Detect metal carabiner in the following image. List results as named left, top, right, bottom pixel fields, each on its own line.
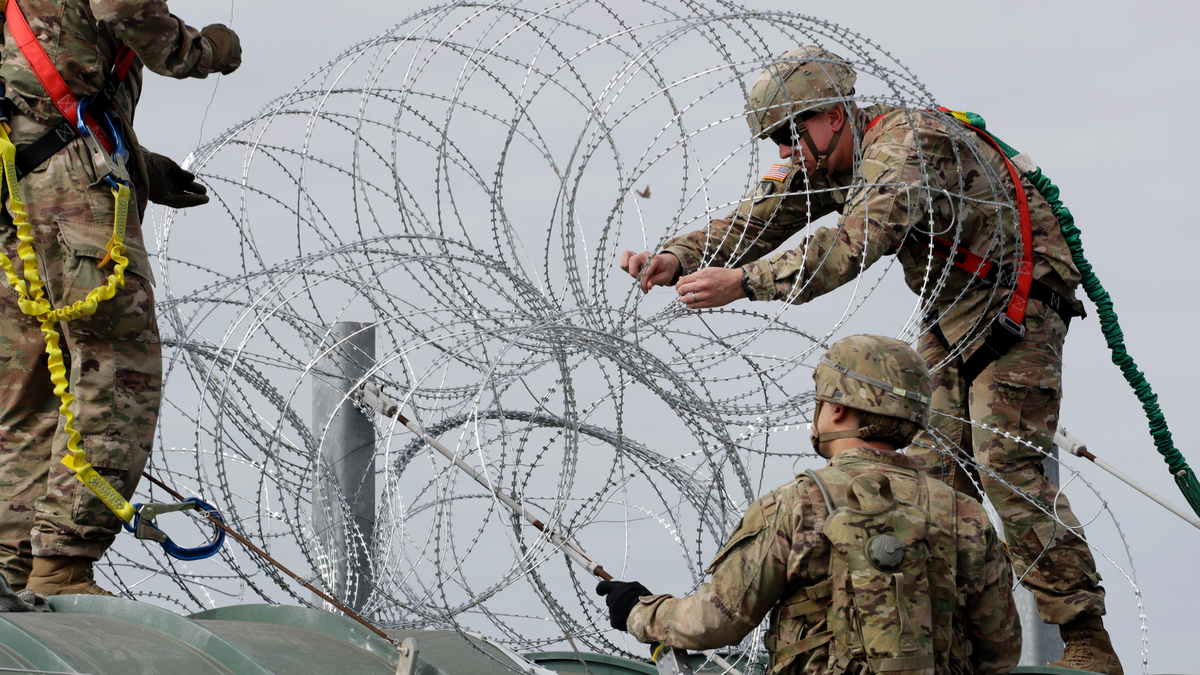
left=127, top=500, right=198, bottom=543
left=74, top=98, right=130, bottom=185
left=123, top=497, right=227, bottom=561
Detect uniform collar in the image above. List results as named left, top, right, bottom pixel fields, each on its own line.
left=827, top=169, right=851, bottom=204
left=828, top=446, right=915, bottom=470
left=789, top=164, right=852, bottom=205
left=823, top=103, right=896, bottom=207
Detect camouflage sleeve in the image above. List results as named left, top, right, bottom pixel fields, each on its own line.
left=626, top=492, right=795, bottom=650
left=751, top=141, right=919, bottom=305
left=89, top=1, right=217, bottom=78
left=661, top=168, right=837, bottom=298
left=957, top=498, right=1021, bottom=674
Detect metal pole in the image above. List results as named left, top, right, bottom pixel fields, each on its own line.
left=1055, top=426, right=1200, bottom=530
left=312, top=322, right=376, bottom=612
left=1014, top=444, right=1064, bottom=667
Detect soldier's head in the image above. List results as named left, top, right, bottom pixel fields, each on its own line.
left=746, top=46, right=857, bottom=175
left=810, top=335, right=931, bottom=458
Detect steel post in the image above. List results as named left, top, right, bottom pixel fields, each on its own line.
left=1014, top=444, right=1065, bottom=666
left=311, top=322, right=376, bottom=612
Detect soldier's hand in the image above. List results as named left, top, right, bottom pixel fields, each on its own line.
left=145, top=151, right=209, bottom=209
left=676, top=267, right=745, bottom=309
left=201, top=24, right=242, bottom=75
left=596, top=579, right=651, bottom=632
left=619, top=250, right=680, bottom=294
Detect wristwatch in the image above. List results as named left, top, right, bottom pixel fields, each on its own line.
left=741, top=268, right=755, bottom=300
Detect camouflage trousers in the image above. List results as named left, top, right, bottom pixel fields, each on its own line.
left=908, top=298, right=1105, bottom=625
left=0, top=133, right=160, bottom=588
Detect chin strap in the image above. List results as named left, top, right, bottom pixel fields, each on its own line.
left=812, top=426, right=869, bottom=461
left=797, top=117, right=844, bottom=174
left=811, top=398, right=873, bottom=455
left=815, top=125, right=844, bottom=172
left=817, top=428, right=869, bottom=443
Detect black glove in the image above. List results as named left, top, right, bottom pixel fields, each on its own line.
left=596, top=579, right=651, bottom=632
left=201, top=24, right=242, bottom=75
left=145, top=151, right=209, bottom=208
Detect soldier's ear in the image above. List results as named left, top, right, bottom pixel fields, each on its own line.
left=827, top=104, right=847, bottom=133
left=831, top=404, right=864, bottom=430
left=828, top=404, right=852, bottom=426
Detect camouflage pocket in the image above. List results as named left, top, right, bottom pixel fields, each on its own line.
left=1025, top=513, right=1101, bottom=587
left=990, top=363, right=1060, bottom=399
left=54, top=219, right=156, bottom=342
left=705, top=494, right=776, bottom=574
left=57, top=218, right=155, bottom=285
left=975, top=378, right=1059, bottom=472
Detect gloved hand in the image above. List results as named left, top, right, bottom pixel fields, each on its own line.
left=145, top=151, right=209, bottom=208
left=201, top=24, right=241, bottom=75
left=596, top=579, right=651, bottom=632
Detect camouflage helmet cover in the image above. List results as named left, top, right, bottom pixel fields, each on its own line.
left=746, top=45, right=857, bottom=139
left=813, top=335, right=931, bottom=428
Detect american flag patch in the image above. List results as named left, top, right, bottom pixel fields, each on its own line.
left=762, top=163, right=792, bottom=183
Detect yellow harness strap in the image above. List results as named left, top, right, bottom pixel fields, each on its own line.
left=0, top=122, right=136, bottom=523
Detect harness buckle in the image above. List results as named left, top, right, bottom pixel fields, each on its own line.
left=995, top=312, right=1026, bottom=340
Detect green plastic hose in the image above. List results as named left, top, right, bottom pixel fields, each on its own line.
left=1026, top=167, right=1200, bottom=518
left=964, top=109, right=1200, bottom=519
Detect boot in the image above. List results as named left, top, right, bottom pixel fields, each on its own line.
left=26, top=556, right=115, bottom=596
left=1049, top=615, right=1123, bottom=675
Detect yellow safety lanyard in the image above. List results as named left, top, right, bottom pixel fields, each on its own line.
left=0, top=120, right=137, bottom=524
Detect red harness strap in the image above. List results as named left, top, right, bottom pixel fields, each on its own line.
left=869, top=108, right=1034, bottom=333
left=939, top=107, right=1034, bottom=332
left=111, top=45, right=136, bottom=81
left=908, top=233, right=1000, bottom=284
left=5, top=0, right=132, bottom=154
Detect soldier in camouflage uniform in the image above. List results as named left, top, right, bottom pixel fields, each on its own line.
left=598, top=335, right=1021, bottom=675
left=0, top=0, right=241, bottom=595
left=619, top=47, right=1121, bottom=673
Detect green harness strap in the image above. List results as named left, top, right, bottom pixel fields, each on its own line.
left=946, top=109, right=1200, bottom=518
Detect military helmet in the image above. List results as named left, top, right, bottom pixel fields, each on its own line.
left=812, top=335, right=931, bottom=447
left=746, top=45, right=857, bottom=139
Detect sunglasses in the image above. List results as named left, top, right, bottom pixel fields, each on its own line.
left=767, top=114, right=814, bottom=148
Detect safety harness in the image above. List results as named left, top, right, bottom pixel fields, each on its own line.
left=871, top=107, right=1082, bottom=388
left=3, top=0, right=136, bottom=178
left=0, top=0, right=222, bottom=560
left=864, top=107, right=1200, bottom=521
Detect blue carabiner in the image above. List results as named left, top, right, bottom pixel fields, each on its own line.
left=75, top=97, right=128, bottom=189
left=162, top=498, right=226, bottom=561
left=123, top=497, right=227, bottom=561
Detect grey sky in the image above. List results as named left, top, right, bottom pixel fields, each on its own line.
left=134, top=1, right=1200, bottom=671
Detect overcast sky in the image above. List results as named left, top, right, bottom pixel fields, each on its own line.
left=134, top=2, right=1200, bottom=671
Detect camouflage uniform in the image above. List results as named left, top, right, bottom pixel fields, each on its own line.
left=626, top=446, right=1021, bottom=675
left=0, top=0, right=224, bottom=587
left=661, top=105, right=1104, bottom=624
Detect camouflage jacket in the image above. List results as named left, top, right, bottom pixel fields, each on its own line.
left=663, top=104, right=1085, bottom=348
left=626, top=447, right=1021, bottom=675
left=0, top=0, right=222, bottom=200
